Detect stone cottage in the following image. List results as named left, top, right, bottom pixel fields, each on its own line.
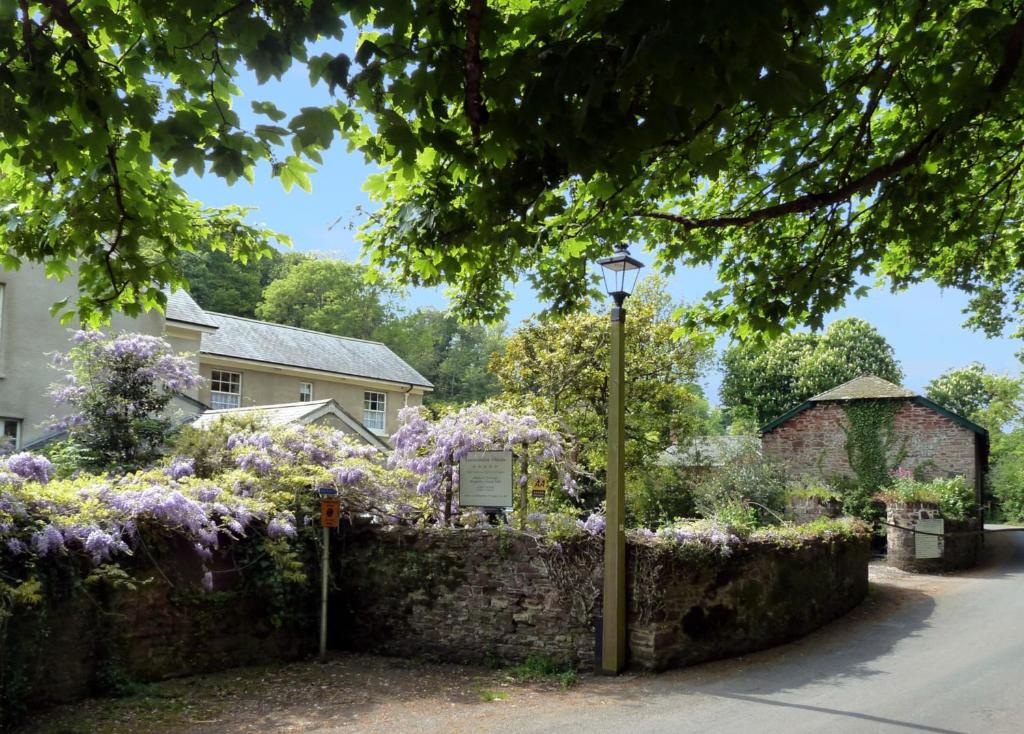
left=760, top=375, right=988, bottom=503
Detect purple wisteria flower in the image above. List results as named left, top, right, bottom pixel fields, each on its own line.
left=3, top=453, right=54, bottom=484
left=267, top=514, right=297, bottom=539
left=31, top=525, right=66, bottom=555
left=236, top=449, right=273, bottom=475
left=166, top=456, right=195, bottom=480
left=580, top=513, right=606, bottom=536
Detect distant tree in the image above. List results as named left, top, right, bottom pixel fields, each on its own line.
left=373, top=309, right=506, bottom=406
left=926, top=363, right=1022, bottom=433
left=181, top=248, right=302, bottom=318
left=720, top=332, right=817, bottom=427
left=255, top=258, right=398, bottom=340
left=490, top=276, right=714, bottom=490
left=793, top=318, right=903, bottom=397
left=721, top=318, right=902, bottom=425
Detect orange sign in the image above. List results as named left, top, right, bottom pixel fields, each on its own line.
left=320, top=498, right=341, bottom=528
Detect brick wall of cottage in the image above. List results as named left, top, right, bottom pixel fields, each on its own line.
left=762, top=400, right=981, bottom=496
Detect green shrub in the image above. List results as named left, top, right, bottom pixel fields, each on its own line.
left=877, top=474, right=976, bottom=520
left=625, top=464, right=696, bottom=528
left=784, top=481, right=839, bottom=502
left=991, top=451, right=1024, bottom=522
left=505, top=655, right=579, bottom=688
left=691, top=447, right=788, bottom=526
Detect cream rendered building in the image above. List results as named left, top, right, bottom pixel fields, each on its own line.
left=0, top=264, right=431, bottom=449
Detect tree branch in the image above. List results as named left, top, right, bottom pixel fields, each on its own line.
left=464, top=0, right=486, bottom=146
left=634, top=15, right=1024, bottom=232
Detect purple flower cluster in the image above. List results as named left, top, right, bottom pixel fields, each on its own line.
left=2, top=452, right=54, bottom=484
left=166, top=456, right=196, bottom=480
left=579, top=513, right=606, bottom=536
left=655, top=523, right=740, bottom=552
left=388, top=405, right=578, bottom=521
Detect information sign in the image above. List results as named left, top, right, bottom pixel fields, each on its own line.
left=459, top=451, right=513, bottom=507
left=915, top=518, right=944, bottom=559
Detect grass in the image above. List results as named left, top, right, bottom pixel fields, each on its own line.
left=505, top=655, right=580, bottom=689
left=475, top=687, right=509, bottom=702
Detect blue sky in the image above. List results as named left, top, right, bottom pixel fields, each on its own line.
left=178, top=52, right=1022, bottom=404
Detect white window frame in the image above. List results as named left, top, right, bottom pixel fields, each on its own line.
left=1, top=418, right=20, bottom=451
left=210, top=370, right=242, bottom=410
left=363, top=391, right=387, bottom=434
left=299, top=382, right=313, bottom=402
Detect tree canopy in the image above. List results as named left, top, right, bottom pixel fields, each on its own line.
left=255, top=257, right=397, bottom=339
left=720, top=317, right=903, bottom=425
left=372, top=308, right=505, bottom=406
left=926, top=362, right=1022, bottom=434
left=3, top=2, right=1024, bottom=336
left=490, top=275, right=714, bottom=492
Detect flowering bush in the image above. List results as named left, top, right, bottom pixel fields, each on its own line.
left=389, top=404, right=578, bottom=523
left=49, top=331, right=203, bottom=472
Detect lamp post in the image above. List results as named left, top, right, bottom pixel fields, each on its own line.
left=597, top=243, right=643, bottom=675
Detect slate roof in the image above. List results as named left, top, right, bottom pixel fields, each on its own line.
left=164, top=289, right=219, bottom=329
left=191, top=398, right=389, bottom=449
left=809, top=375, right=916, bottom=402
left=199, top=313, right=433, bottom=388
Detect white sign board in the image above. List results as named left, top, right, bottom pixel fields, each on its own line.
left=459, top=451, right=513, bottom=508
left=915, top=518, right=944, bottom=559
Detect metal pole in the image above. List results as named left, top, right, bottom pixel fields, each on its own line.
left=319, top=524, right=329, bottom=660
left=602, top=301, right=627, bottom=674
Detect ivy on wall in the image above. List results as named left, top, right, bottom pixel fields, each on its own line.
left=841, top=400, right=908, bottom=520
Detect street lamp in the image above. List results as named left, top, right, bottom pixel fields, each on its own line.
left=597, top=243, right=643, bottom=675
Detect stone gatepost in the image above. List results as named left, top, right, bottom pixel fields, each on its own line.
left=885, top=501, right=980, bottom=573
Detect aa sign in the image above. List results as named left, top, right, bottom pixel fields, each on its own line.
left=320, top=498, right=341, bottom=528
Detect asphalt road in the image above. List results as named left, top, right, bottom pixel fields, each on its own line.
left=437, top=529, right=1024, bottom=734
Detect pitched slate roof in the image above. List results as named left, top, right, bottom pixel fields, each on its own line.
left=192, top=398, right=390, bottom=449
left=164, top=289, right=219, bottom=329
left=809, top=375, right=916, bottom=402
left=199, top=312, right=433, bottom=388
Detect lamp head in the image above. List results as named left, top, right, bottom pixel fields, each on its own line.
left=597, top=244, right=644, bottom=305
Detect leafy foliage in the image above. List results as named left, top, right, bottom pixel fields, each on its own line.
left=5, top=2, right=1024, bottom=339
left=878, top=472, right=976, bottom=521
left=689, top=447, right=790, bottom=529
left=255, top=257, right=398, bottom=340
left=926, top=362, right=1023, bottom=433
left=989, top=429, right=1024, bottom=522
left=721, top=318, right=903, bottom=424
left=48, top=331, right=203, bottom=472
left=372, top=308, right=505, bottom=406
left=490, top=276, right=714, bottom=499
left=840, top=400, right=906, bottom=522
left=181, top=247, right=300, bottom=318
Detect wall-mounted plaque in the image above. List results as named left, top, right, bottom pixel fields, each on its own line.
left=459, top=451, right=513, bottom=508
left=915, top=518, right=944, bottom=559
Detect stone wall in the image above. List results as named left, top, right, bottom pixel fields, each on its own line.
left=331, top=526, right=870, bottom=672
left=762, top=400, right=981, bottom=495
left=785, top=495, right=843, bottom=524
left=885, top=501, right=981, bottom=573
left=2, top=539, right=315, bottom=721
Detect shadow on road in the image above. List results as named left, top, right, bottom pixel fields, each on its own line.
left=700, top=692, right=968, bottom=734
